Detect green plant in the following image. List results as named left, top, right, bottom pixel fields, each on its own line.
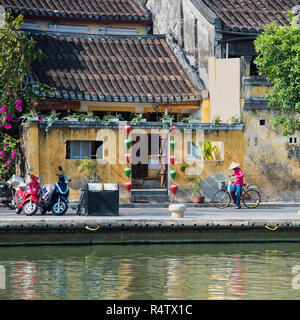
left=159, top=114, right=175, bottom=128
left=77, top=158, right=98, bottom=182
left=102, top=113, right=124, bottom=122
left=131, top=113, right=144, bottom=124
left=181, top=115, right=201, bottom=128
left=19, top=109, right=40, bottom=125
left=211, top=116, right=222, bottom=126
left=254, top=12, right=300, bottom=136
left=229, top=115, right=241, bottom=125
left=77, top=112, right=100, bottom=121
left=45, top=110, right=61, bottom=132
left=191, top=176, right=202, bottom=196
left=61, top=113, right=81, bottom=120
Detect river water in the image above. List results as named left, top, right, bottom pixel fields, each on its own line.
left=0, top=243, right=300, bottom=300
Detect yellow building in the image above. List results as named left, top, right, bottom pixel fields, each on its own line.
left=2, top=0, right=298, bottom=203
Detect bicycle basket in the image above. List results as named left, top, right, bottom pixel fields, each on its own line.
left=218, top=180, right=227, bottom=191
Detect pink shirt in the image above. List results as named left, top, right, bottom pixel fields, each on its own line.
left=232, top=168, right=244, bottom=186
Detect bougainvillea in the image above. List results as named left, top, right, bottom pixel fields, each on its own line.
left=0, top=13, right=49, bottom=182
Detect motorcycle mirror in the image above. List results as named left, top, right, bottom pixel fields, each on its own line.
left=68, top=178, right=72, bottom=182
left=58, top=166, right=63, bottom=171
left=28, top=167, right=33, bottom=172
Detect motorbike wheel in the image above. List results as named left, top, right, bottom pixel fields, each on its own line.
left=23, top=201, right=38, bottom=216
left=51, top=201, right=68, bottom=216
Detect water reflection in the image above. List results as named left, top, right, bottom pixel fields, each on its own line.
left=0, top=243, right=300, bottom=300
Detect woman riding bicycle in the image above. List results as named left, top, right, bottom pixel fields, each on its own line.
left=229, top=162, right=244, bottom=209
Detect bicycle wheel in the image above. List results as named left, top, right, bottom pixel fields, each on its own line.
left=242, top=189, right=261, bottom=208
left=213, top=190, right=231, bottom=209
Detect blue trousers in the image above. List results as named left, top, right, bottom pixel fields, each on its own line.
left=233, top=185, right=242, bottom=207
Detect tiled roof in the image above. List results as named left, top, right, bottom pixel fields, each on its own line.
left=201, top=0, right=299, bottom=32
left=31, top=32, right=201, bottom=103
left=0, top=0, right=150, bottom=22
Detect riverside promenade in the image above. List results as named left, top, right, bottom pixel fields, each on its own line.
left=1, top=203, right=300, bottom=246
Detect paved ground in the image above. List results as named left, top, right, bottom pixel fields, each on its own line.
left=1, top=204, right=300, bottom=221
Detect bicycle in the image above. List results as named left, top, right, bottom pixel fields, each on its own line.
left=213, top=180, right=262, bottom=209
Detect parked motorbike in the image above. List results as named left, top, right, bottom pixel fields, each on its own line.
left=39, top=166, right=71, bottom=216
left=15, top=168, right=42, bottom=216
left=0, top=175, right=21, bottom=209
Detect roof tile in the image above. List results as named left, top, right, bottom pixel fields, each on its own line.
left=31, top=33, right=201, bottom=102
left=202, top=0, right=299, bottom=32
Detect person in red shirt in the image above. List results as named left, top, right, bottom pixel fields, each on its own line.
left=229, top=162, right=245, bottom=209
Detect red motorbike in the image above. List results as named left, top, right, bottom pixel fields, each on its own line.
left=15, top=168, right=42, bottom=216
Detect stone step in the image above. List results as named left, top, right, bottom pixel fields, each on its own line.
left=130, top=189, right=168, bottom=203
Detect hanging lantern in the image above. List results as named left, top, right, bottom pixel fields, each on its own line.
left=124, top=124, right=132, bottom=135
left=124, top=167, right=132, bottom=178
left=124, top=153, right=130, bottom=164
left=125, top=181, right=132, bottom=192
left=124, top=139, right=132, bottom=149
left=170, top=125, right=177, bottom=135
left=170, top=184, right=178, bottom=195
left=169, top=169, right=177, bottom=180
left=170, top=140, right=176, bottom=150
left=170, top=155, right=176, bottom=165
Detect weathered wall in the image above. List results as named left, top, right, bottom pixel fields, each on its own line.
left=243, top=109, right=300, bottom=201
left=146, top=0, right=215, bottom=88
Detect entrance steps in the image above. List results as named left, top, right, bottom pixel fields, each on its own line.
left=130, top=189, right=168, bottom=203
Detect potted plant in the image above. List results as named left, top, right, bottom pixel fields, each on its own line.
left=45, top=110, right=61, bottom=133
left=61, top=113, right=80, bottom=121
left=131, top=113, right=146, bottom=125
left=181, top=115, right=201, bottom=128
left=77, top=158, right=98, bottom=182
left=20, top=110, right=40, bottom=125
left=191, top=176, right=205, bottom=204
left=159, top=114, right=174, bottom=128
left=78, top=112, right=100, bottom=122
left=102, top=113, right=123, bottom=124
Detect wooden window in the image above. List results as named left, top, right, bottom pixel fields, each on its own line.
left=66, top=141, right=104, bottom=160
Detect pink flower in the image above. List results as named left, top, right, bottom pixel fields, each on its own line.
left=7, top=160, right=11, bottom=164
left=38, top=116, right=45, bottom=120
left=11, top=151, right=16, bottom=159
left=2, top=163, right=7, bottom=168
left=0, top=150, right=6, bottom=157
left=4, top=124, right=11, bottom=130
left=0, top=105, right=6, bottom=114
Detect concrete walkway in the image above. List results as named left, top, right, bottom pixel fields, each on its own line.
left=0, top=204, right=300, bottom=246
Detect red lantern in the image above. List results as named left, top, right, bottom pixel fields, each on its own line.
left=124, top=153, right=130, bottom=163
left=170, top=125, right=177, bottom=135
left=170, top=184, right=178, bottom=195
left=170, top=155, right=175, bottom=165
left=124, top=124, right=132, bottom=135
left=125, top=181, right=133, bottom=192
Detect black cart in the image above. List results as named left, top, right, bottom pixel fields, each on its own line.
left=77, top=183, right=119, bottom=216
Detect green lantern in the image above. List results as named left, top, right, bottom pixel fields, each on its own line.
left=170, top=140, right=176, bottom=150
left=124, top=139, right=132, bottom=149
left=124, top=167, right=132, bottom=178
left=169, top=169, right=177, bottom=180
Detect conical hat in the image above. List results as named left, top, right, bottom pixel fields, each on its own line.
left=229, top=162, right=240, bottom=170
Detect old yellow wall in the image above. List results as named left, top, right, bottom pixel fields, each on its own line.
left=25, top=122, right=136, bottom=202
left=171, top=128, right=247, bottom=202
